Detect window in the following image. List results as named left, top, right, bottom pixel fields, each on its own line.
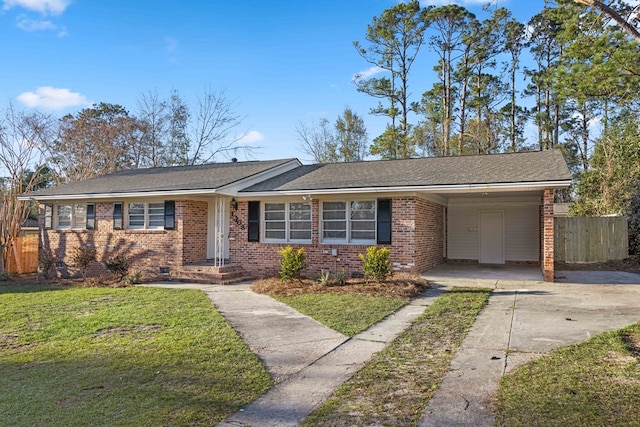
left=321, top=200, right=378, bottom=244
left=263, top=202, right=311, bottom=242
left=126, top=202, right=165, bottom=230
left=55, top=203, right=93, bottom=229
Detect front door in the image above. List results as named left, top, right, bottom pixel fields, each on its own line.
left=207, top=197, right=230, bottom=265
left=479, top=211, right=504, bottom=264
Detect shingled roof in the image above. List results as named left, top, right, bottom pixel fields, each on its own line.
left=28, top=159, right=298, bottom=198
left=241, top=150, right=571, bottom=193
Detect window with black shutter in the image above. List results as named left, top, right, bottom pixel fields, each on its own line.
left=113, top=202, right=123, bottom=230
left=86, top=203, right=95, bottom=229
left=164, top=200, right=175, bottom=230
left=248, top=201, right=260, bottom=242
left=377, top=199, right=392, bottom=244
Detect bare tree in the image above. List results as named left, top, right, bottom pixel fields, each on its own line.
left=136, top=90, right=169, bottom=167
left=0, top=104, right=52, bottom=272
left=189, top=86, right=250, bottom=164
left=295, top=118, right=336, bottom=163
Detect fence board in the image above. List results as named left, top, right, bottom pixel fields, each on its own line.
left=6, top=234, right=39, bottom=274
left=554, top=217, right=628, bottom=263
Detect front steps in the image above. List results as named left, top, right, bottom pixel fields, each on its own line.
left=170, top=263, right=255, bottom=285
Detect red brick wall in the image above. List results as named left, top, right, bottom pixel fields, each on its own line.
left=228, top=196, right=445, bottom=278
left=541, top=189, right=555, bottom=282
left=39, top=200, right=205, bottom=279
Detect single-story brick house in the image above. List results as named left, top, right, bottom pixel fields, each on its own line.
left=24, top=150, right=571, bottom=282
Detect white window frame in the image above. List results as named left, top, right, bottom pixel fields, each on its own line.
left=126, top=202, right=165, bottom=230
left=55, top=203, right=89, bottom=229
left=262, top=201, right=312, bottom=243
left=321, top=200, right=377, bottom=244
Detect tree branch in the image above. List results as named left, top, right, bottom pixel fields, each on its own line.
left=573, top=0, right=640, bottom=42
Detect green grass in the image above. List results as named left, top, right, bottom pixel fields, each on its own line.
left=0, top=284, right=272, bottom=426
left=495, top=323, right=640, bottom=427
left=272, top=292, right=409, bottom=336
left=304, top=287, right=491, bottom=426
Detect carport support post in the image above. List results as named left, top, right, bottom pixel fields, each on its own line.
left=542, top=189, right=555, bottom=282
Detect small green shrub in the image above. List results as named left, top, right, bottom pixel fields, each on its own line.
left=72, top=245, right=96, bottom=278
left=318, top=270, right=332, bottom=286
left=124, top=270, right=142, bottom=285
left=333, top=269, right=348, bottom=286
left=105, top=254, right=130, bottom=280
left=359, top=246, right=392, bottom=282
left=38, top=248, right=55, bottom=278
left=0, top=270, right=11, bottom=281
left=278, top=246, right=306, bottom=282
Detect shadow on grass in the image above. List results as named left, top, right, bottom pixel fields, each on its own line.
left=0, top=355, right=257, bottom=426
left=0, top=283, right=71, bottom=295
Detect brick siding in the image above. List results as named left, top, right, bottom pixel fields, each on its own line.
left=39, top=200, right=206, bottom=279
left=229, top=196, right=445, bottom=278
left=541, top=189, right=555, bottom=282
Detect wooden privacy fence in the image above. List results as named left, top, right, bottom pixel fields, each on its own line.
left=554, top=216, right=628, bottom=263
left=5, top=234, right=39, bottom=274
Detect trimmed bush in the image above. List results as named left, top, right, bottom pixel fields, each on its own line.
left=105, top=254, right=130, bottom=280
left=359, top=246, right=392, bottom=282
left=278, top=246, right=306, bottom=282
left=72, top=245, right=96, bottom=278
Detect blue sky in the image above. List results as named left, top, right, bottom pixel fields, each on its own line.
left=1, top=0, right=545, bottom=162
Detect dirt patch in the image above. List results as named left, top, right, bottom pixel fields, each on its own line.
left=556, top=258, right=640, bottom=274
left=251, top=273, right=429, bottom=298
left=93, top=324, right=162, bottom=338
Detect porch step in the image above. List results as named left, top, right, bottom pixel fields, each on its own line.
left=170, top=264, right=255, bottom=285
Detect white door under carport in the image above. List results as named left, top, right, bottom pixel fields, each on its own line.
left=479, top=210, right=504, bottom=264
left=446, top=197, right=540, bottom=264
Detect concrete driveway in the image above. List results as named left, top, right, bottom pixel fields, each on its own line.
left=419, top=264, right=640, bottom=427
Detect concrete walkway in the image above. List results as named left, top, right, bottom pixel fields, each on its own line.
left=418, top=267, right=640, bottom=427
left=145, top=282, right=443, bottom=427
left=146, top=266, right=640, bottom=427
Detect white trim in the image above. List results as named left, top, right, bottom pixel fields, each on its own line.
left=239, top=180, right=572, bottom=198
left=22, top=178, right=571, bottom=202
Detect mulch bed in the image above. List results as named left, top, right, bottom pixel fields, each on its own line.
left=250, top=273, right=429, bottom=298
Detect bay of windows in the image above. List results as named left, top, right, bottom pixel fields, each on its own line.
left=127, top=202, right=165, bottom=229
left=55, top=203, right=92, bottom=229
left=322, top=200, right=376, bottom=243
left=264, top=202, right=311, bottom=242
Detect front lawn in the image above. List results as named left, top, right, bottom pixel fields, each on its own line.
left=495, top=322, right=640, bottom=427
left=304, top=287, right=491, bottom=426
left=252, top=274, right=428, bottom=336
left=0, top=284, right=272, bottom=426
left=272, top=293, right=409, bottom=336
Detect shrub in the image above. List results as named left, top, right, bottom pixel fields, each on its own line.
left=278, top=246, right=306, bottom=282
left=105, top=254, right=130, bottom=280
left=0, top=270, right=11, bottom=281
left=124, top=270, right=142, bottom=285
left=72, top=245, right=96, bottom=278
left=38, top=248, right=56, bottom=279
left=359, top=246, right=392, bottom=282
left=318, top=270, right=332, bottom=286
left=628, top=178, right=640, bottom=257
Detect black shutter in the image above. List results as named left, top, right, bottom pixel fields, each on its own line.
left=113, top=202, right=123, bottom=230
left=44, top=204, right=52, bottom=229
left=86, top=203, right=95, bottom=229
left=248, top=201, right=260, bottom=242
left=164, top=200, right=175, bottom=230
left=377, top=199, right=392, bottom=244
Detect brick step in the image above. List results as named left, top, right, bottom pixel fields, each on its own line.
left=170, top=264, right=254, bottom=285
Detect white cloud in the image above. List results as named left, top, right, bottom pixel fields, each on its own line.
left=237, top=130, right=264, bottom=144
left=353, top=66, right=386, bottom=81
left=15, top=14, right=65, bottom=35
left=2, top=0, right=71, bottom=15
left=17, top=86, right=90, bottom=110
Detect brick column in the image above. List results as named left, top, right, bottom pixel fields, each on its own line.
left=542, top=189, right=555, bottom=282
